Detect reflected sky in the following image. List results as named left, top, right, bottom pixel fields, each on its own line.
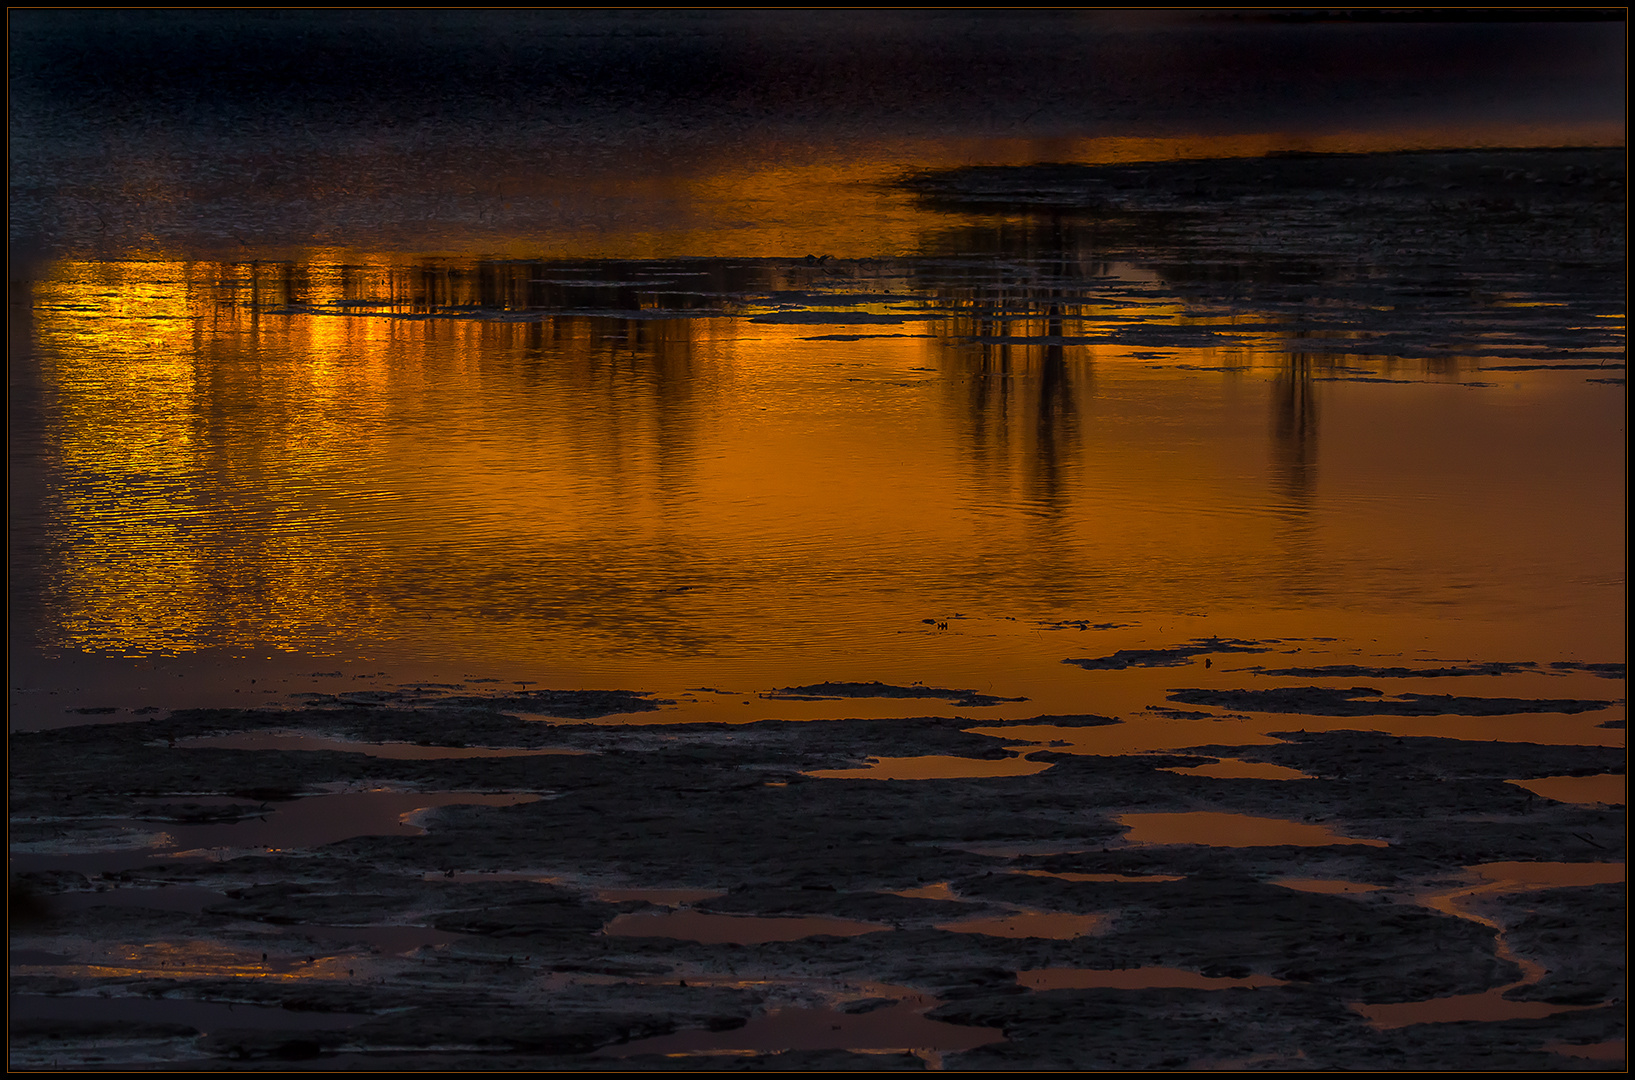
left=10, top=245, right=1625, bottom=725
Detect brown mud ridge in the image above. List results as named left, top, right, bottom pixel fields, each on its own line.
left=9, top=694, right=1625, bottom=1070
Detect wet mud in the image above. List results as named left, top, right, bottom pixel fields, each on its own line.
left=9, top=694, right=1625, bottom=1069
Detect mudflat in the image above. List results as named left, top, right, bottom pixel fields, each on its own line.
left=10, top=667, right=1625, bottom=1070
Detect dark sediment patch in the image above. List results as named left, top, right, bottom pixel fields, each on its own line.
left=1246, top=662, right=1541, bottom=678
left=764, top=681, right=1026, bottom=707
left=1550, top=662, right=1628, bottom=680
left=1142, top=706, right=1253, bottom=720
left=978, top=714, right=1121, bottom=728
left=1166, top=685, right=1616, bottom=716
left=1064, top=638, right=1277, bottom=670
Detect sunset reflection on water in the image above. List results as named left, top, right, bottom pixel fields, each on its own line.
left=12, top=242, right=1624, bottom=740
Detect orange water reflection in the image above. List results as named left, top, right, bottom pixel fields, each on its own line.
left=1117, top=812, right=1388, bottom=848
left=13, top=244, right=1625, bottom=744
left=1507, top=773, right=1626, bottom=807
left=1272, top=878, right=1383, bottom=896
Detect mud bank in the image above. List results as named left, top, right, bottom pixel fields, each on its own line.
left=9, top=693, right=1625, bottom=1070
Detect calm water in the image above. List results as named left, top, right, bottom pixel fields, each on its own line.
left=7, top=12, right=1626, bottom=737
left=8, top=244, right=1624, bottom=736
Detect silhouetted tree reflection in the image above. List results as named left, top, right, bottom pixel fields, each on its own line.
left=1271, top=351, right=1318, bottom=511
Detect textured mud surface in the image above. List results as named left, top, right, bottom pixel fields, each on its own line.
left=10, top=687, right=1625, bottom=1070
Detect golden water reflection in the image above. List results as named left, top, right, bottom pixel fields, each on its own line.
left=14, top=253, right=1624, bottom=742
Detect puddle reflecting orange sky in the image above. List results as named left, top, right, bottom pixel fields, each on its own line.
left=1117, top=811, right=1389, bottom=848
left=11, top=251, right=1623, bottom=748
left=1507, top=773, right=1626, bottom=807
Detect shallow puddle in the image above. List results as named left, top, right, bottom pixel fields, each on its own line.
left=1458, top=860, right=1625, bottom=896
left=1352, top=983, right=1593, bottom=1029
left=803, top=754, right=1052, bottom=781
left=176, top=730, right=587, bottom=759
left=1545, top=1039, right=1625, bottom=1063
left=888, top=882, right=961, bottom=901
left=935, top=910, right=1103, bottom=940
left=1353, top=860, right=1624, bottom=1029
left=1271, top=878, right=1383, bottom=896
left=1507, top=772, right=1626, bottom=807
left=601, top=910, right=891, bottom=945
left=1116, top=812, right=1388, bottom=848
left=1018, top=966, right=1284, bottom=991
left=1161, top=758, right=1314, bottom=781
